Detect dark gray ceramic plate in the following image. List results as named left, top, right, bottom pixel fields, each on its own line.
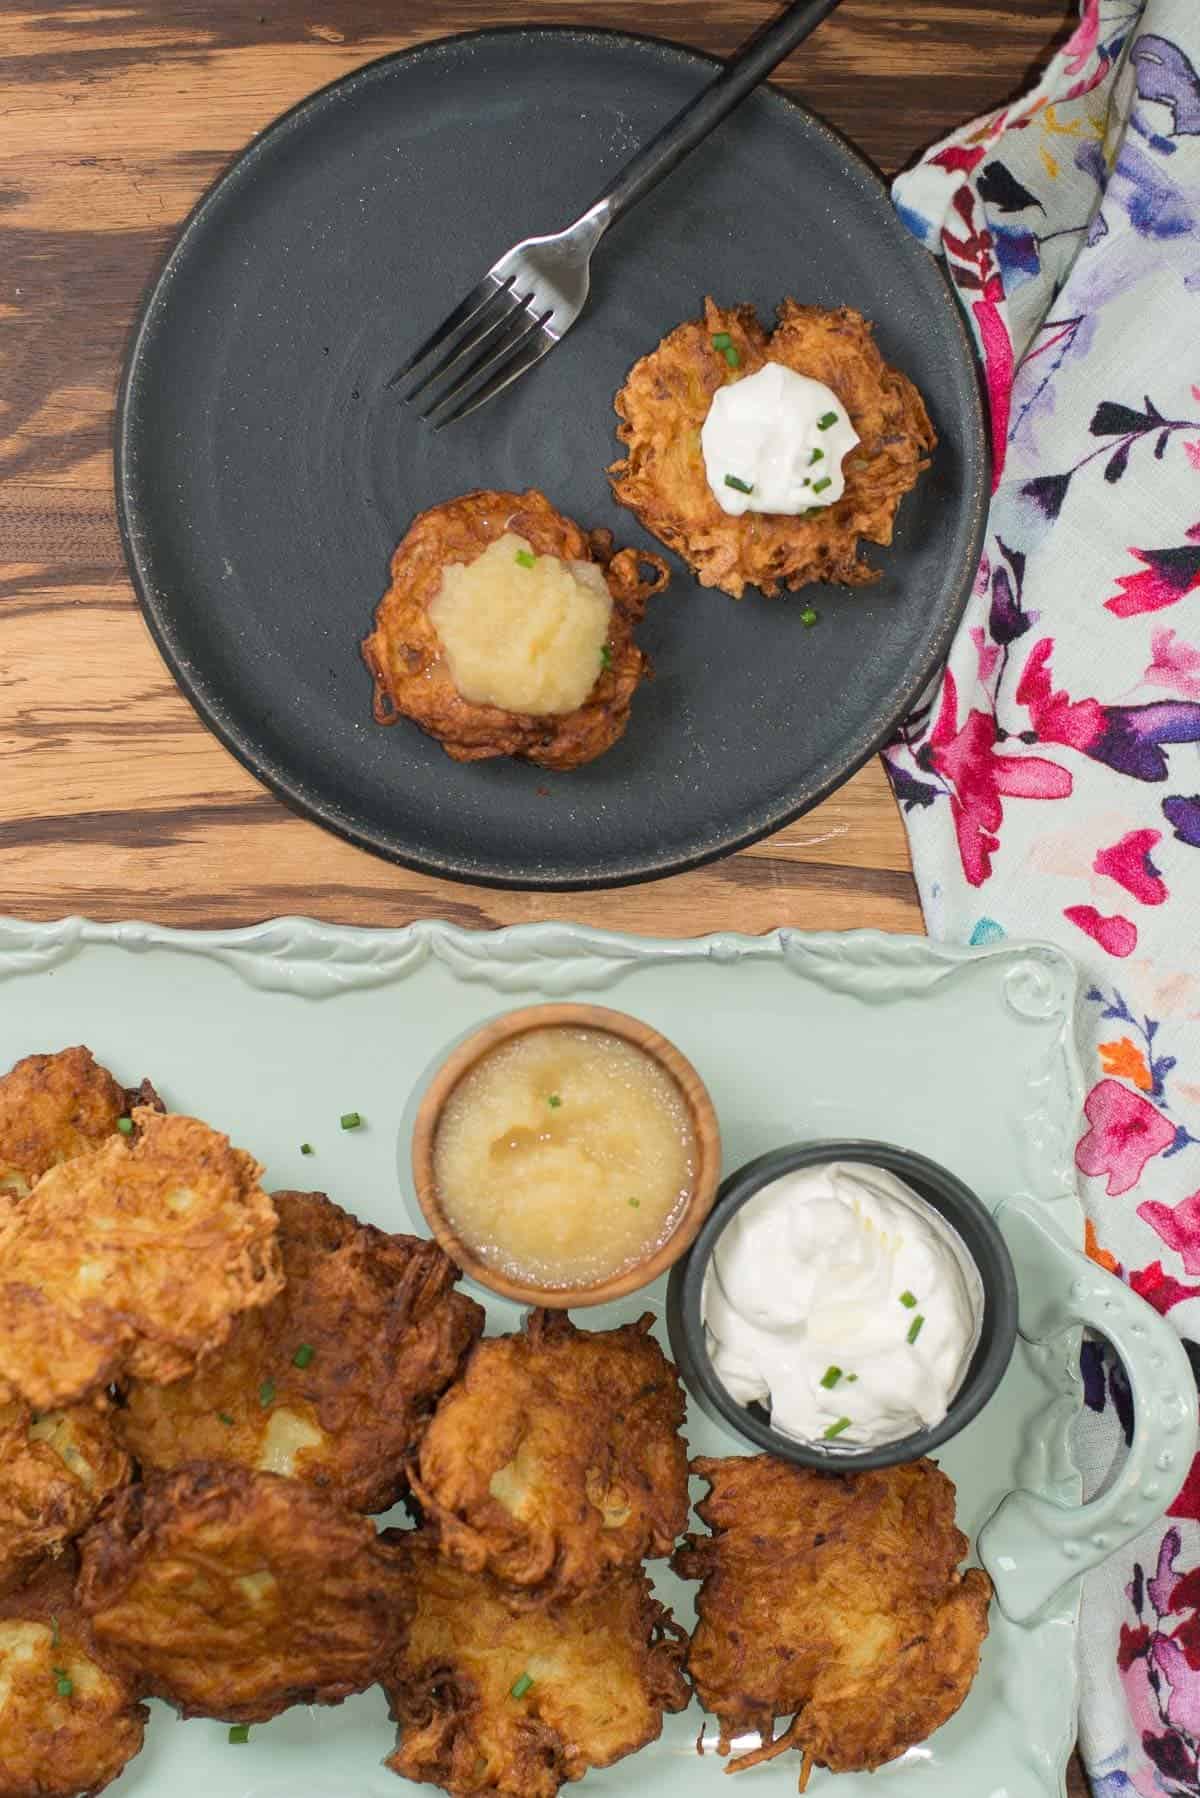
left=116, top=26, right=987, bottom=889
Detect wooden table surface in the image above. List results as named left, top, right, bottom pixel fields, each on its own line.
left=1, top=2, right=1089, bottom=1788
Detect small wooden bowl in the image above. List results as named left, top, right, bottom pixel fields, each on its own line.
left=411, top=1003, right=722, bottom=1308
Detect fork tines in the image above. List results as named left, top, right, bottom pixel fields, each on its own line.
left=388, top=274, right=556, bottom=428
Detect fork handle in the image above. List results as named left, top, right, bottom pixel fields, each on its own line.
left=585, top=0, right=846, bottom=231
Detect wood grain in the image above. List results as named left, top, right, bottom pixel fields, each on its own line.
left=0, top=0, right=1073, bottom=936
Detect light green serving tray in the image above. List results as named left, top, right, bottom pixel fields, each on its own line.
left=0, top=918, right=1193, bottom=1798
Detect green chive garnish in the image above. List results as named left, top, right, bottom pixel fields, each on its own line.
left=817, top=411, right=838, bottom=430
left=600, top=644, right=612, bottom=670
left=823, top=1417, right=852, bottom=1440
left=900, top=1291, right=918, bottom=1308
left=515, top=549, right=536, bottom=569
left=511, top=1672, right=533, bottom=1699
left=339, top=1112, right=362, bottom=1131
left=50, top=1615, right=60, bottom=1648
left=117, top=1118, right=133, bottom=1135
left=800, top=608, right=818, bottom=627
left=258, top=1380, right=276, bottom=1409
left=710, top=332, right=732, bottom=350
left=229, top=1725, right=250, bottom=1744
left=547, top=1094, right=562, bottom=1109
left=293, top=1344, right=315, bottom=1369
left=628, top=1197, right=640, bottom=1209
left=907, top=1315, right=925, bottom=1344
left=811, top=477, right=832, bottom=494
left=53, top=1668, right=72, bottom=1698
left=846, top=1373, right=858, bottom=1383
left=819, top=1366, right=842, bottom=1389
left=218, top=1412, right=235, bottom=1426
left=300, top=1143, right=314, bottom=1156
left=723, top=345, right=741, bottom=369
left=809, top=448, right=824, bottom=465
left=724, top=474, right=754, bottom=495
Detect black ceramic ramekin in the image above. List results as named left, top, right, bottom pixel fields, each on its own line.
left=666, top=1139, right=1019, bottom=1471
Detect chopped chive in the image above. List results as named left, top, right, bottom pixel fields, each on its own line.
left=809, top=447, right=824, bottom=465
left=515, top=549, right=536, bottom=569
left=907, top=1314, right=925, bottom=1344
left=899, top=1291, right=918, bottom=1308
left=258, top=1379, right=276, bottom=1409
left=724, top=474, right=754, bottom=495
left=116, top=1118, right=134, bottom=1135
left=811, top=477, right=832, bottom=494
left=339, top=1111, right=362, bottom=1131
left=228, top=1725, right=250, bottom=1744
left=218, top=1412, right=235, bottom=1426
left=53, top=1668, right=73, bottom=1698
left=846, top=1373, right=858, bottom=1383
left=600, top=644, right=612, bottom=670
left=547, top=1094, right=562, bottom=1109
left=293, top=1344, right=315, bottom=1369
left=823, top=1417, right=852, bottom=1440
left=817, top=411, right=838, bottom=430
left=511, top=1672, right=533, bottom=1699
left=300, top=1142, right=314, bottom=1156
left=819, top=1366, right=842, bottom=1389
left=723, top=345, right=741, bottom=369
left=50, top=1615, right=60, bottom=1649
left=628, top=1197, right=641, bottom=1209
left=800, top=607, right=818, bottom=627
left=710, top=332, right=732, bottom=350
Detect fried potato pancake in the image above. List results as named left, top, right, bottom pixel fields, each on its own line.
left=119, top=1189, right=484, bottom=1513
left=0, top=1048, right=128, bottom=1203
left=610, top=298, right=936, bottom=598
left=0, top=1398, right=131, bottom=1597
left=77, top=1463, right=412, bottom=1723
left=361, top=488, right=669, bottom=769
left=382, top=1530, right=689, bottom=1798
left=0, top=1553, right=147, bottom=1798
left=0, top=1109, right=282, bottom=1411
left=412, top=1310, right=689, bottom=1605
left=672, top=1454, right=991, bottom=1787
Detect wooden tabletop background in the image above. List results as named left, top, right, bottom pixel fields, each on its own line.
left=1, top=2, right=1089, bottom=1787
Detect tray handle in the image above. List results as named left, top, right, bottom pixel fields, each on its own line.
left=978, top=1197, right=1197, bottom=1625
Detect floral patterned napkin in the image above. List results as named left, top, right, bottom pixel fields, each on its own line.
left=885, top=1, right=1200, bottom=1789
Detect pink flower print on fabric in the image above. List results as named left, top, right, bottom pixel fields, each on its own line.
left=1064, top=905, right=1139, bottom=958
left=1138, top=1190, right=1200, bottom=1275
left=1129, top=1261, right=1200, bottom=1316
left=1094, top=829, right=1168, bottom=905
left=1017, top=638, right=1106, bottom=749
left=1147, top=629, right=1200, bottom=703
left=928, top=668, right=1071, bottom=887
left=1075, top=1078, right=1177, bottom=1196
left=1105, top=526, right=1200, bottom=619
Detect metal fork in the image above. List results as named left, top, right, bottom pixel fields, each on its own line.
left=392, top=0, right=844, bottom=428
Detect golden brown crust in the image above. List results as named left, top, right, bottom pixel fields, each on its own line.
left=382, top=1529, right=690, bottom=1798
left=671, top=1454, right=990, bottom=1779
left=411, top=1310, right=689, bottom=1606
left=0, top=1048, right=128, bottom=1203
left=0, top=1398, right=132, bottom=1597
left=77, top=1463, right=412, bottom=1723
left=119, top=1189, right=484, bottom=1512
left=0, top=1553, right=148, bottom=1798
left=609, top=298, right=936, bottom=599
left=361, top=487, right=669, bottom=769
left=0, top=1109, right=283, bottom=1410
